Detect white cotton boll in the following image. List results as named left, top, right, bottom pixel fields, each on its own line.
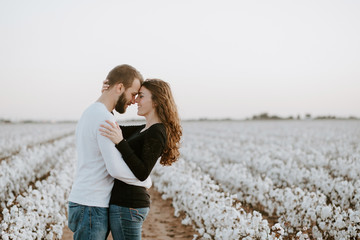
left=10, top=205, right=18, bottom=216
left=296, top=231, right=310, bottom=240
left=312, top=225, right=323, bottom=239
left=320, top=206, right=332, bottom=220
left=16, top=217, right=24, bottom=228
left=349, top=210, right=360, bottom=223
left=242, top=236, right=253, bottom=240
left=6, top=197, right=15, bottom=207
left=232, top=228, right=240, bottom=237
left=203, top=233, right=211, bottom=239
left=181, top=216, right=192, bottom=225
left=246, top=228, right=255, bottom=236
left=334, top=217, right=346, bottom=229
left=271, top=223, right=284, bottom=235
left=348, top=225, right=360, bottom=237
left=197, top=228, right=205, bottom=235
left=2, top=208, right=10, bottom=222
left=45, top=231, right=53, bottom=240
left=1, top=222, right=9, bottom=231
left=50, top=225, right=61, bottom=236
left=307, top=208, right=317, bottom=222
left=2, top=232, right=10, bottom=240
left=36, top=231, right=44, bottom=239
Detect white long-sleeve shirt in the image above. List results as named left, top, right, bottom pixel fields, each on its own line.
left=68, top=102, right=151, bottom=207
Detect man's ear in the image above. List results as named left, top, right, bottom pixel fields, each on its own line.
left=116, top=83, right=125, bottom=94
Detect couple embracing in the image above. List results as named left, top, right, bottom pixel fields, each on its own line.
left=68, top=64, right=182, bottom=240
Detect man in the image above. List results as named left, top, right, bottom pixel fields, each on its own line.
left=68, top=64, right=151, bottom=239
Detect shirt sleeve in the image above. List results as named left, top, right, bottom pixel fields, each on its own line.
left=97, top=119, right=151, bottom=188
left=115, top=125, right=166, bottom=181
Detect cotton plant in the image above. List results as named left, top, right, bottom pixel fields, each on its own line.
left=181, top=143, right=360, bottom=238
left=152, top=159, right=283, bottom=240
left=0, top=140, right=75, bottom=240
left=0, top=123, right=75, bottom=158
left=179, top=120, right=360, bottom=239
left=1, top=120, right=360, bottom=239
left=0, top=135, right=74, bottom=203
left=182, top=123, right=360, bottom=211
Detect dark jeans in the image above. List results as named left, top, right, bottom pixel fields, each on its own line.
left=109, top=204, right=149, bottom=240
left=68, top=201, right=109, bottom=240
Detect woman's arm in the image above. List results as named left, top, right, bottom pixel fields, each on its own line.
left=116, top=126, right=166, bottom=181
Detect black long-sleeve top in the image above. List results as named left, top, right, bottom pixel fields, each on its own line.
left=109, top=123, right=166, bottom=208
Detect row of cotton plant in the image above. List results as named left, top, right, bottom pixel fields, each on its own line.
left=180, top=144, right=360, bottom=239
left=0, top=123, right=75, bottom=159
left=241, top=154, right=360, bottom=210
left=183, top=120, right=360, bottom=181
left=184, top=120, right=360, bottom=212
left=151, top=159, right=286, bottom=240
left=0, top=135, right=75, bottom=203
left=179, top=121, right=360, bottom=239
left=212, top=128, right=360, bottom=208
left=182, top=121, right=360, bottom=205
left=186, top=130, right=360, bottom=211
left=0, top=144, right=76, bottom=240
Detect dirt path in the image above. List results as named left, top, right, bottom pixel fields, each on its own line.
left=62, top=187, right=197, bottom=240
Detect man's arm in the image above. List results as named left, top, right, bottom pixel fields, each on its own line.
left=116, top=126, right=165, bottom=181
left=97, top=121, right=151, bottom=187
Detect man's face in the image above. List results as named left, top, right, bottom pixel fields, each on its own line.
left=114, top=78, right=141, bottom=114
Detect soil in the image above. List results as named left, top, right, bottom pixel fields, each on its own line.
left=62, top=187, right=197, bottom=240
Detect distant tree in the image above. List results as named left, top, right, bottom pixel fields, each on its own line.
left=0, top=119, right=12, bottom=123
left=252, top=113, right=285, bottom=120
left=270, top=115, right=282, bottom=120
left=315, top=115, right=337, bottom=120
left=259, top=113, right=269, bottom=119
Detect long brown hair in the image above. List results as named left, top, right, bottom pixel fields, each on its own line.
left=142, top=79, right=182, bottom=166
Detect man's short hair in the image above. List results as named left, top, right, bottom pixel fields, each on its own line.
left=106, top=64, right=144, bottom=89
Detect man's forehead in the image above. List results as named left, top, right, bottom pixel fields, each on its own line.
left=128, top=79, right=141, bottom=91
left=132, top=78, right=141, bottom=88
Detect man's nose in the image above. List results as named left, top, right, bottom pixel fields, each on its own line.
left=131, top=97, right=136, bottom=104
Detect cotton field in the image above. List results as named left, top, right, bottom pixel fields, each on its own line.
left=1, top=120, right=359, bottom=239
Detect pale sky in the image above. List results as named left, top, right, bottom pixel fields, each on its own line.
left=1, top=0, right=359, bottom=121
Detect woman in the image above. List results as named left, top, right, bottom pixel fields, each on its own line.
left=99, top=79, right=182, bottom=240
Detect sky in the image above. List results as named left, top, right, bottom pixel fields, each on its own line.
left=0, top=0, right=359, bottom=121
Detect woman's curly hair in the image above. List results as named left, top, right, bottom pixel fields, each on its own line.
left=142, top=79, right=182, bottom=166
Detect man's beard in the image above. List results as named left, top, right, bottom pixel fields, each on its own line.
left=114, top=93, right=128, bottom=114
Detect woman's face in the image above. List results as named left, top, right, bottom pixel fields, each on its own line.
left=135, top=86, right=155, bottom=117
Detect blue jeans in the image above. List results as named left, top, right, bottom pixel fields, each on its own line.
left=109, top=204, right=149, bottom=240
left=68, top=201, right=109, bottom=240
